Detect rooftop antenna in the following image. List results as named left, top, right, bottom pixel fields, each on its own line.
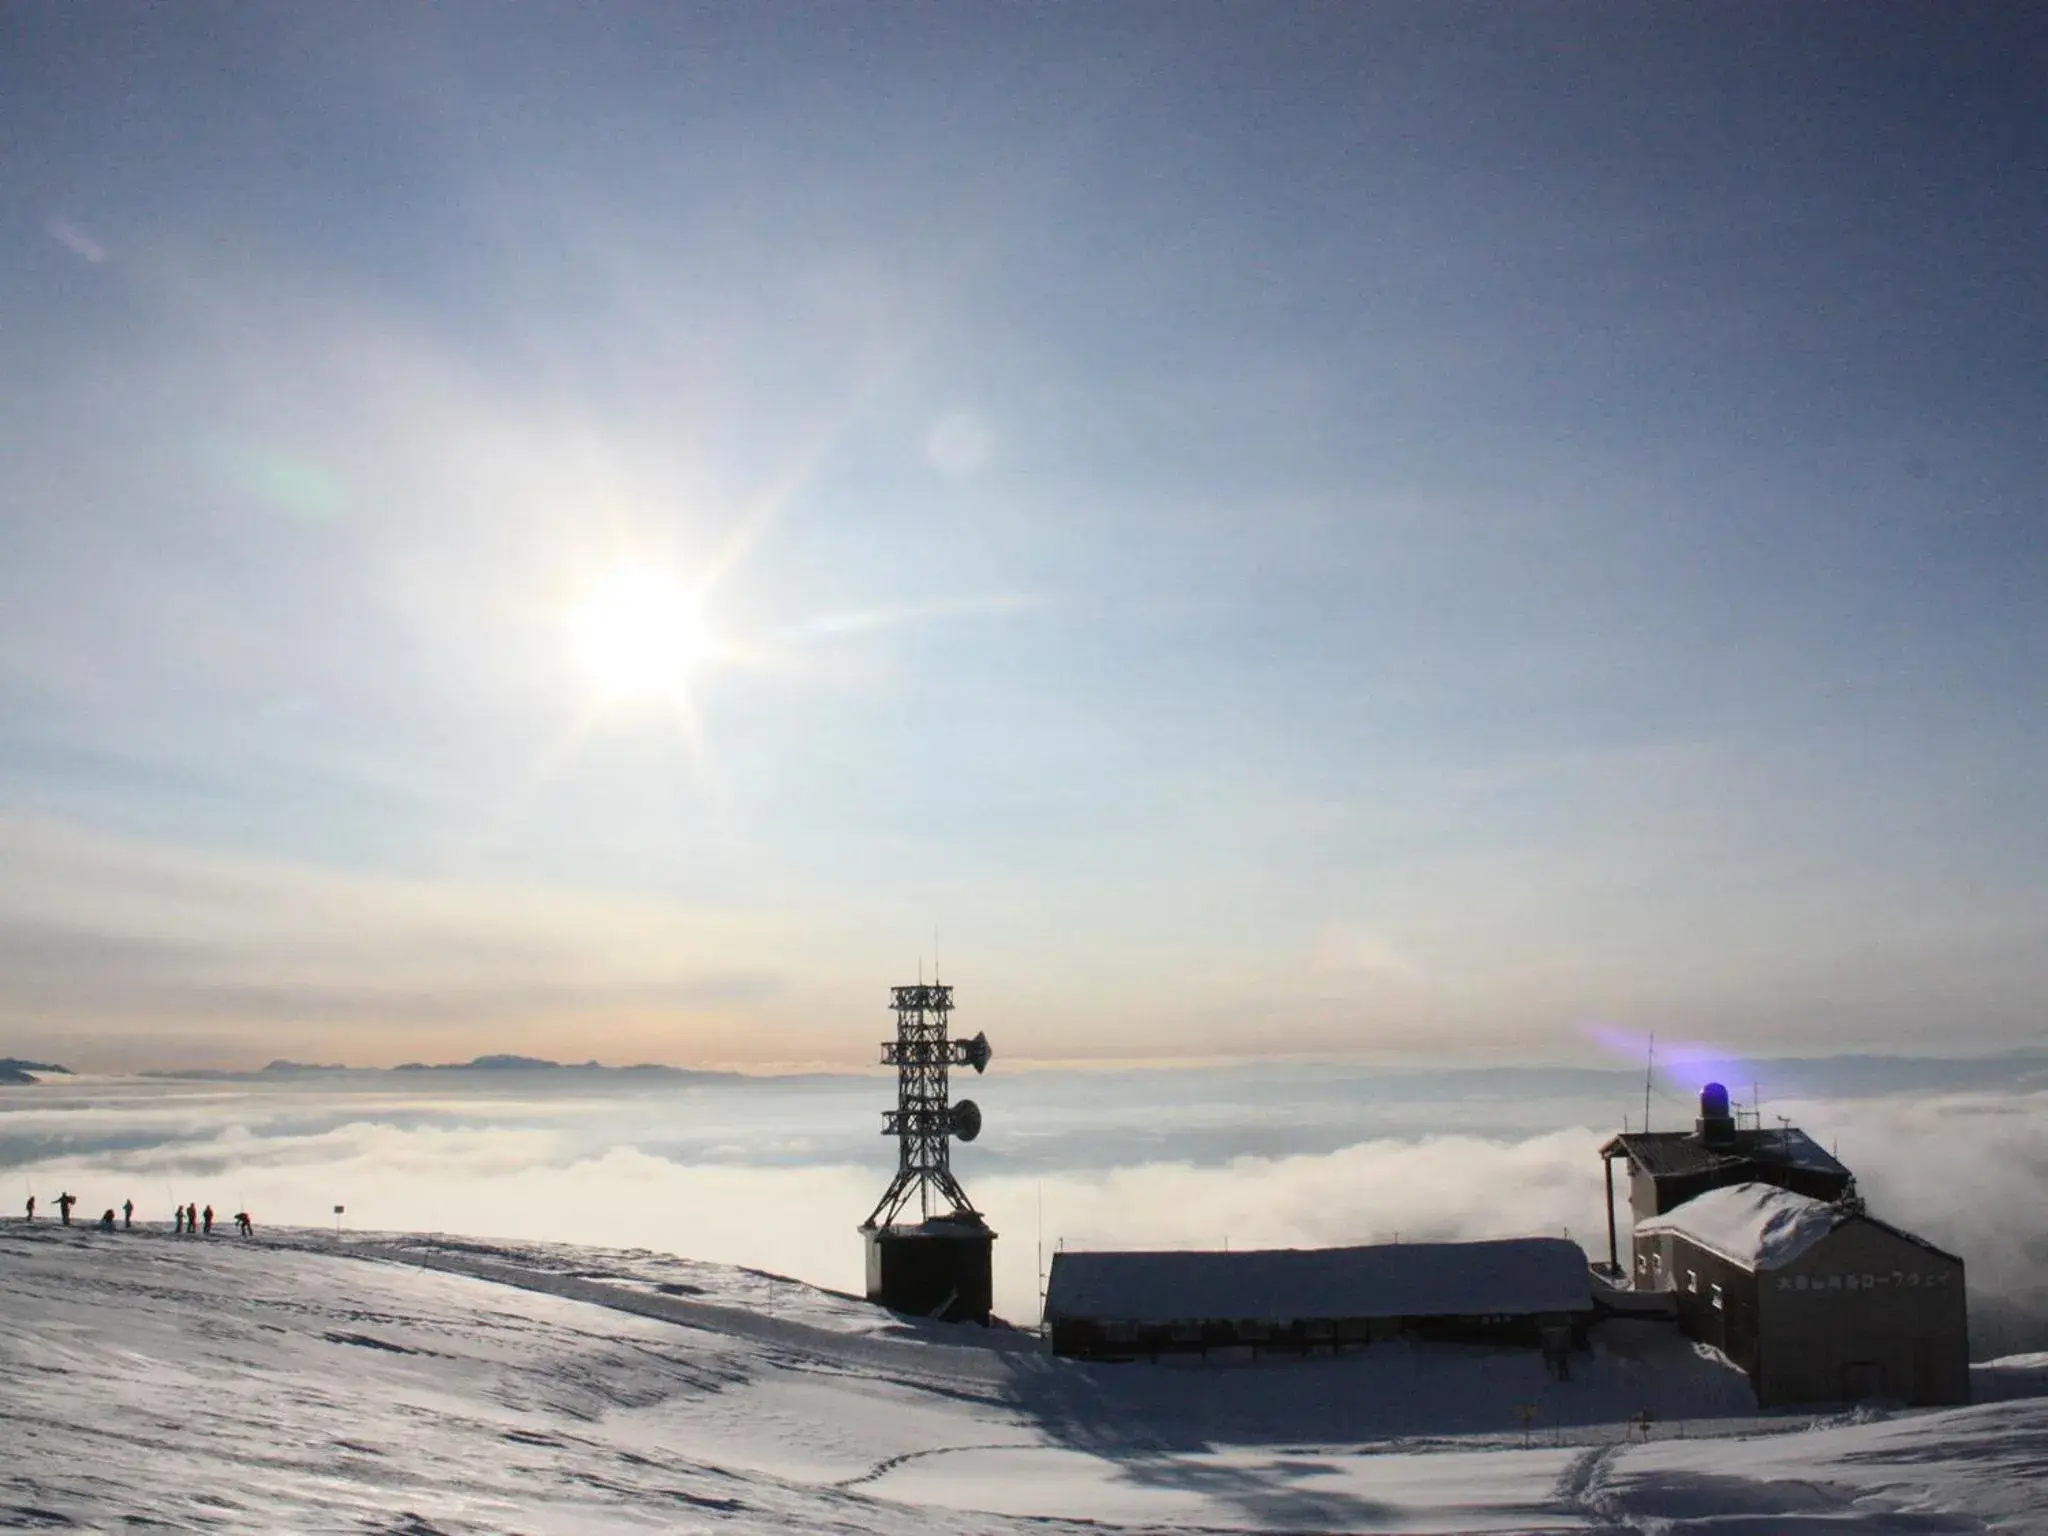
left=1643, top=1032, right=1655, bottom=1134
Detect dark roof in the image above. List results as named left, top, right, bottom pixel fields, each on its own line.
left=1044, top=1238, right=1592, bottom=1325
left=1597, top=1126, right=1850, bottom=1183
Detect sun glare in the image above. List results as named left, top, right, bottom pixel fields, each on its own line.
left=569, top=564, right=715, bottom=703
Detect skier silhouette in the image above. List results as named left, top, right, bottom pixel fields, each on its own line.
left=201, top=1205, right=214, bottom=1236
left=122, top=1199, right=133, bottom=1230
left=56, top=1192, right=76, bottom=1226
left=234, top=1211, right=252, bottom=1237
left=23, top=1195, right=33, bottom=1222
left=174, top=1205, right=185, bottom=1234
left=185, top=1203, right=197, bottom=1235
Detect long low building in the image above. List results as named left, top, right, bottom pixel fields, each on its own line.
left=1044, top=1237, right=1592, bottom=1361
left=1632, top=1182, right=1968, bottom=1406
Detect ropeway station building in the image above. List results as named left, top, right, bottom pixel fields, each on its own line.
left=1602, top=1084, right=1969, bottom=1407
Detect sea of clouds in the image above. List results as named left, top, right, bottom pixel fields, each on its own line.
left=5, top=1059, right=2043, bottom=1353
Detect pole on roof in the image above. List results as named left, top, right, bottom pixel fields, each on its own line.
left=1643, top=1033, right=1655, bottom=1134
left=1604, top=1153, right=1619, bottom=1276
left=1036, top=1181, right=1045, bottom=1327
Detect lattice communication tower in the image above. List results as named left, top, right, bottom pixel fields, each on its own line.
left=862, top=982, right=991, bottom=1229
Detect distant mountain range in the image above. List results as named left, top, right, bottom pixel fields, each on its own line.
left=0, top=1058, right=73, bottom=1085
left=145, top=1055, right=732, bottom=1081
left=390, top=1054, right=700, bottom=1074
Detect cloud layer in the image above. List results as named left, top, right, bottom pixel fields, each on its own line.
left=8, top=1072, right=2041, bottom=1352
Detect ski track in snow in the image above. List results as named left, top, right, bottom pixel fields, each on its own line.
left=2, top=1220, right=2044, bottom=1533
left=830, top=1442, right=1042, bottom=1491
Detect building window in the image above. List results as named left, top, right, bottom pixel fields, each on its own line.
left=1711, top=1283, right=1724, bottom=1311
left=1686, top=1269, right=1698, bottom=1294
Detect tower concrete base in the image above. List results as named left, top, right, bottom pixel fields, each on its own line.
left=863, top=1215, right=995, bottom=1324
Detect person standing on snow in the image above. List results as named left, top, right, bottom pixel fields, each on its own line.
left=122, top=1199, right=133, bottom=1230
left=23, top=1195, right=33, bottom=1222
left=201, top=1204, right=214, bottom=1236
left=55, top=1192, right=76, bottom=1226
left=174, top=1205, right=185, bottom=1234
left=233, top=1212, right=252, bottom=1237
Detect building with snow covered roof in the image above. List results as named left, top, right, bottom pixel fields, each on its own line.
left=1043, top=1237, right=1592, bottom=1362
left=1597, top=1082, right=1854, bottom=1275
left=1632, top=1181, right=1967, bottom=1407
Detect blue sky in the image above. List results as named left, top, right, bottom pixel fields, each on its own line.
left=2, top=5, right=2043, bottom=1068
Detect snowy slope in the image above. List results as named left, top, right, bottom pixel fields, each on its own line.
left=2, top=1221, right=2043, bottom=1533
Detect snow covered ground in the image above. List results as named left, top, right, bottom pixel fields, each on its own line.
left=3, top=1221, right=2043, bottom=1533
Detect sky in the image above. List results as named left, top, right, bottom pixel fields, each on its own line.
left=2, top=5, right=2044, bottom=1070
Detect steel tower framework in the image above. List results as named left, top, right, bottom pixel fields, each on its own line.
left=862, top=982, right=990, bottom=1229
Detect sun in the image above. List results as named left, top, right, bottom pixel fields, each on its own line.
left=568, top=564, right=717, bottom=704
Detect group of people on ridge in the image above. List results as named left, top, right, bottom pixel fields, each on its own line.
left=171, top=1202, right=253, bottom=1237
left=24, top=1193, right=251, bottom=1237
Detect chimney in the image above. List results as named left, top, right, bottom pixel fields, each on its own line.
left=1696, top=1082, right=1737, bottom=1149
